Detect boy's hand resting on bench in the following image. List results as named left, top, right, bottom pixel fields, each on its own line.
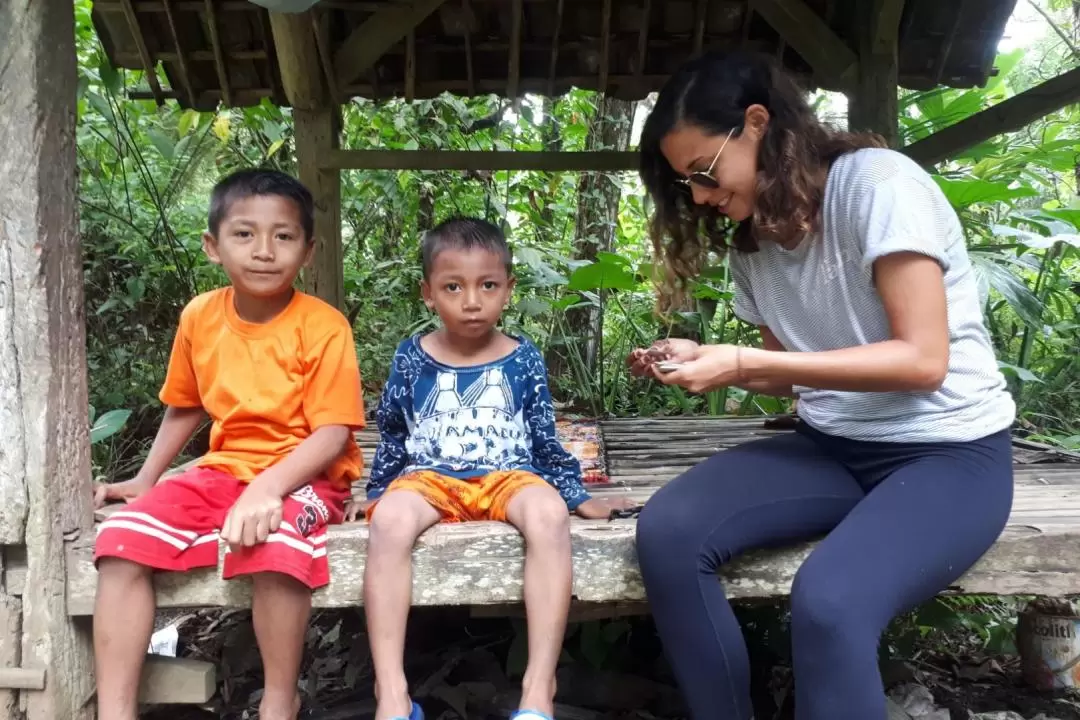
left=344, top=498, right=374, bottom=522
left=222, top=484, right=284, bottom=547
left=574, top=496, right=640, bottom=519
left=93, top=475, right=155, bottom=509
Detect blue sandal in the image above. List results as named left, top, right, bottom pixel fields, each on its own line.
left=510, top=711, right=553, bottom=720
left=387, top=700, right=424, bottom=720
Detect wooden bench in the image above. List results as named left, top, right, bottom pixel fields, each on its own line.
left=65, top=417, right=1080, bottom=617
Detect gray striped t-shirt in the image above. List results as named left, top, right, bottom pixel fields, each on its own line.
left=730, top=148, right=1016, bottom=443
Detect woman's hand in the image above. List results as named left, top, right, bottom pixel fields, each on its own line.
left=653, top=344, right=743, bottom=393
left=627, top=338, right=701, bottom=376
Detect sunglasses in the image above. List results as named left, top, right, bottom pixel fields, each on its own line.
left=675, top=127, right=736, bottom=191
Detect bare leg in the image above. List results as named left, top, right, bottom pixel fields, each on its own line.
left=505, top=485, right=572, bottom=716
left=365, top=491, right=442, bottom=720
left=94, top=558, right=156, bottom=720
left=251, top=572, right=312, bottom=720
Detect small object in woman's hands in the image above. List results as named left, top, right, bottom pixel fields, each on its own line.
left=656, top=361, right=683, bottom=373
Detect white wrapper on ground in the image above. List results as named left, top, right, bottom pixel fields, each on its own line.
left=147, top=623, right=178, bottom=657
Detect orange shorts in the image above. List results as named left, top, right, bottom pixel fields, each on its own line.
left=366, top=469, right=549, bottom=523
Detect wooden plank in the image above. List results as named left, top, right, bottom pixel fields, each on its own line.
left=0, top=669, right=45, bottom=691
left=903, top=65, right=1080, bottom=167
left=752, top=0, right=859, bottom=91
left=0, top=0, right=96, bottom=716
left=295, top=106, right=344, bottom=309
left=119, top=0, right=166, bottom=105
left=320, top=149, right=640, bottom=171
left=203, top=0, right=232, bottom=106
left=161, top=0, right=196, bottom=107
left=65, top=519, right=1080, bottom=615
left=139, top=656, right=216, bottom=704
left=333, top=0, right=449, bottom=87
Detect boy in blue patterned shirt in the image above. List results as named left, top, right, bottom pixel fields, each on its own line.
left=347, top=217, right=634, bottom=720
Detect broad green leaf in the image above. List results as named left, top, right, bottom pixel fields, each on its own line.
left=969, top=254, right=1043, bottom=327
left=90, top=408, right=132, bottom=444
left=567, top=261, right=638, bottom=292
left=98, top=58, right=121, bottom=94
left=178, top=109, right=199, bottom=137
left=266, top=139, right=285, bottom=157
left=147, top=129, right=174, bottom=160
left=932, top=176, right=1037, bottom=209
left=997, top=362, right=1041, bottom=384
left=515, top=296, right=550, bottom=316
left=87, top=91, right=113, bottom=120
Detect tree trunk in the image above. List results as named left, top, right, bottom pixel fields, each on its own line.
left=546, top=96, right=635, bottom=385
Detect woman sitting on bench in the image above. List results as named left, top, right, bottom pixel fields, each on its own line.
left=627, top=50, right=1016, bottom=720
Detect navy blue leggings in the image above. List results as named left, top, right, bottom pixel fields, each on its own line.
left=635, top=424, right=1013, bottom=720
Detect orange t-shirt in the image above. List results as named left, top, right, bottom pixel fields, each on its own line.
left=160, top=287, right=366, bottom=488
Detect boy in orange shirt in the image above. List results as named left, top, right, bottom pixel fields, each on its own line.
left=92, top=169, right=365, bottom=720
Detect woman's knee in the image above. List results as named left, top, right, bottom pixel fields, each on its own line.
left=790, top=558, right=863, bottom=638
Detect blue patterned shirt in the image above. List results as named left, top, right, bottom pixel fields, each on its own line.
left=366, top=335, right=590, bottom=509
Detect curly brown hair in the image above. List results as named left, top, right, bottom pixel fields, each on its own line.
left=639, top=51, right=885, bottom=311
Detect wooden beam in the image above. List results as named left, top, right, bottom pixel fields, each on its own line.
left=295, top=107, right=344, bottom=310
left=903, top=65, right=1080, bottom=167
left=508, top=0, right=523, bottom=106
left=462, top=0, right=476, bottom=96
left=320, top=149, right=640, bottom=172
left=848, top=0, right=903, bottom=146
left=546, top=0, right=565, bottom=96
left=119, top=0, right=166, bottom=105
left=405, top=30, right=417, bottom=102
left=256, top=10, right=287, bottom=106
left=333, top=0, right=449, bottom=88
left=753, top=0, right=858, bottom=91
left=598, top=0, right=612, bottom=94
left=161, top=0, right=196, bottom=107
left=268, top=11, right=325, bottom=110
left=312, top=10, right=342, bottom=104
left=0, top=0, right=96, bottom=717
left=635, top=0, right=652, bottom=77
left=0, top=669, right=45, bottom=691
left=204, top=0, right=232, bottom=106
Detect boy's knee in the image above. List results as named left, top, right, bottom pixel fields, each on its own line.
left=96, top=556, right=152, bottom=585
left=368, top=492, right=432, bottom=547
left=517, top=491, right=570, bottom=541
left=251, top=571, right=309, bottom=595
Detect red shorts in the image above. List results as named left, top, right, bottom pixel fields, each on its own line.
left=93, top=467, right=350, bottom=589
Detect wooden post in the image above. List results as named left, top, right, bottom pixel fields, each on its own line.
left=269, top=12, right=345, bottom=310
left=848, top=0, right=904, bottom=146
left=295, top=107, right=344, bottom=310
left=0, top=0, right=96, bottom=717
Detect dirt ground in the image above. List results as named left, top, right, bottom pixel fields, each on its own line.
left=139, top=605, right=1080, bottom=720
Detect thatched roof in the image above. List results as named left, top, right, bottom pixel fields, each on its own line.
left=91, top=0, right=1019, bottom=110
